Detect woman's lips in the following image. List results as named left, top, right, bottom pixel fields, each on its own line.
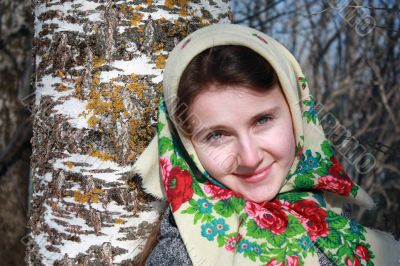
left=235, top=163, right=273, bottom=184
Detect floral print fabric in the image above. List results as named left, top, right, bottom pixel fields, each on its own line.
left=157, top=93, right=375, bottom=265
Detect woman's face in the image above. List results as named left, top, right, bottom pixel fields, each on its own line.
left=188, top=84, right=295, bottom=202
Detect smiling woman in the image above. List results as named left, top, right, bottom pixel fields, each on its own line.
left=134, top=24, right=400, bottom=266
left=176, top=45, right=295, bottom=203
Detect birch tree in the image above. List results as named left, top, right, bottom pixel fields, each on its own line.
left=26, top=0, right=230, bottom=264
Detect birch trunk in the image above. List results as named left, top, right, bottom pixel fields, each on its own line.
left=26, top=0, right=230, bottom=264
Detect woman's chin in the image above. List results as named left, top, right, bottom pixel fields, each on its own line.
left=244, top=192, right=276, bottom=203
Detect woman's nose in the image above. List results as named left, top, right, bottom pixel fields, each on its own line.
left=237, top=135, right=262, bottom=170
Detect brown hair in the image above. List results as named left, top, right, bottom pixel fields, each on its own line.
left=138, top=45, right=278, bottom=264
left=175, top=45, right=279, bottom=134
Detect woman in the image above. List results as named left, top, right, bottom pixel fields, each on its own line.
left=134, top=24, right=400, bottom=265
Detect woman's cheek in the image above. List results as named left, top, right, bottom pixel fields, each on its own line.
left=272, top=125, right=296, bottom=165
left=258, top=125, right=295, bottom=160
left=196, top=143, right=238, bottom=177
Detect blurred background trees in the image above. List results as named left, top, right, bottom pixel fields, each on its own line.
left=0, top=0, right=398, bottom=264
left=0, top=0, right=32, bottom=265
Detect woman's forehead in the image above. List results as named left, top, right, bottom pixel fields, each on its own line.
left=188, top=85, right=286, bottom=127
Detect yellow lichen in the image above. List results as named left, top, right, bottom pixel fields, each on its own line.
left=85, top=78, right=129, bottom=129
left=108, top=86, right=126, bottom=120
left=165, top=0, right=188, bottom=13
left=155, top=54, right=166, bottom=69
left=179, top=8, right=188, bottom=16
left=126, top=76, right=146, bottom=99
left=137, top=26, right=144, bottom=33
left=100, top=85, right=111, bottom=98
left=51, top=202, right=58, bottom=210
left=93, top=56, right=105, bottom=68
left=73, top=189, right=102, bottom=204
left=179, top=0, right=188, bottom=17
left=87, top=115, right=99, bottom=127
left=75, top=77, right=83, bottom=100
left=165, top=0, right=174, bottom=9
left=115, top=218, right=126, bottom=224
left=93, top=188, right=104, bottom=195
left=89, top=147, right=114, bottom=161
left=119, top=5, right=129, bottom=16
left=56, top=70, right=65, bottom=79
left=127, top=151, right=136, bottom=161
left=158, top=17, right=167, bottom=24
left=128, top=118, right=137, bottom=150
left=91, top=71, right=101, bottom=89
left=178, top=0, right=188, bottom=8
left=130, top=12, right=144, bottom=27
left=86, top=89, right=111, bottom=115
left=66, top=161, right=74, bottom=169
left=56, top=83, right=69, bottom=92
left=152, top=42, right=164, bottom=53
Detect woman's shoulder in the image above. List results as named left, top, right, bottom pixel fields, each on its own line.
left=145, top=207, right=192, bottom=266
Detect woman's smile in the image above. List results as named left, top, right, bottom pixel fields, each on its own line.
left=234, top=162, right=274, bottom=184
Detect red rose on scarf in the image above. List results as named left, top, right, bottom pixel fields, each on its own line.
left=291, top=200, right=328, bottom=241
left=346, top=256, right=360, bottom=266
left=286, top=256, right=300, bottom=266
left=355, top=244, right=371, bottom=261
left=329, top=156, right=347, bottom=177
left=314, top=157, right=353, bottom=196
left=245, top=200, right=288, bottom=235
left=160, top=157, right=172, bottom=179
left=204, top=181, right=234, bottom=200
left=314, top=174, right=353, bottom=196
left=163, top=165, right=193, bottom=212
left=266, top=259, right=284, bottom=266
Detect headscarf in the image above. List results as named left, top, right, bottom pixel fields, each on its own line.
left=134, top=24, right=400, bottom=266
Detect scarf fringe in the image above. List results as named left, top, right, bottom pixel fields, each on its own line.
left=132, top=135, right=165, bottom=200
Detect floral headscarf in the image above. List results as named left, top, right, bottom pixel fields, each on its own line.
left=134, top=24, right=399, bottom=265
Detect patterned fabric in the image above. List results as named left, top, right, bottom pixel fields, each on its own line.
left=147, top=206, right=350, bottom=266
left=134, top=24, right=400, bottom=266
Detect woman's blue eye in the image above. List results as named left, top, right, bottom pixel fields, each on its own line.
left=257, top=116, right=270, bottom=125
left=206, top=131, right=223, bottom=141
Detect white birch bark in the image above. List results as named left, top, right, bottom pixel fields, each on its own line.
left=27, top=0, right=230, bottom=264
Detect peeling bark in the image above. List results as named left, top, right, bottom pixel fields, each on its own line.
left=27, top=0, right=230, bottom=264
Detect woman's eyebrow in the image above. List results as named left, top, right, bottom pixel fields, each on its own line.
left=250, top=106, right=280, bottom=120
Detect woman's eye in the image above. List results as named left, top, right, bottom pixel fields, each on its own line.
left=256, top=116, right=270, bottom=125
left=206, top=131, right=223, bottom=142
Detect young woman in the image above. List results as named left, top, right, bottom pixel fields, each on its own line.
left=134, top=24, right=400, bottom=265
